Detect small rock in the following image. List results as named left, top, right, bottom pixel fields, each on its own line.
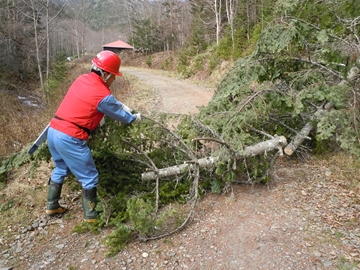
left=47, top=257, right=56, bottom=263
left=55, top=244, right=65, bottom=249
left=44, top=251, right=52, bottom=257
left=52, top=219, right=63, bottom=224
left=313, top=250, right=321, bottom=257
left=322, top=260, right=332, bottom=267
left=167, top=252, right=176, bottom=257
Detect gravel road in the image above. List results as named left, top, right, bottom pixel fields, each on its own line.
left=121, top=67, right=214, bottom=114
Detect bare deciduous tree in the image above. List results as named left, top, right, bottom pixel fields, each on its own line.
left=225, top=0, right=238, bottom=48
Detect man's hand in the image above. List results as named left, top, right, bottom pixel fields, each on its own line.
left=132, top=113, right=141, bottom=124
left=122, top=104, right=132, bottom=113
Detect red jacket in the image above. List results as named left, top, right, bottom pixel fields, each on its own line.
left=50, top=72, right=110, bottom=140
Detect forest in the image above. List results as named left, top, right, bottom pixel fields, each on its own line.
left=0, top=0, right=360, bottom=259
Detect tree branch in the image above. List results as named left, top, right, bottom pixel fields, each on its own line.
left=142, top=136, right=287, bottom=181
left=285, top=65, right=360, bottom=156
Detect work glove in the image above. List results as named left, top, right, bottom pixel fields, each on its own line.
left=122, top=104, right=132, bottom=114
left=132, top=113, right=141, bottom=124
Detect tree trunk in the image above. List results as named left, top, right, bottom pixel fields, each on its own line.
left=284, top=102, right=334, bottom=156
left=284, top=66, right=360, bottom=156
left=225, top=0, right=237, bottom=49
left=213, top=0, right=221, bottom=45
left=45, top=0, right=51, bottom=83
left=142, top=135, right=287, bottom=181
left=30, top=0, right=44, bottom=92
left=283, top=122, right=315, bottom=156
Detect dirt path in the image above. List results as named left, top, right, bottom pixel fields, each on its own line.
left=1, top=68, right=359, bottom=270
left=121, top=67, right=215, bottom=114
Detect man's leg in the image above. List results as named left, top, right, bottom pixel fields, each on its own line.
left=50, top=129, right=99, bottom=222
left=46, top=127, right=70, bottom=215
left=45, top=179, right=67, bottom=215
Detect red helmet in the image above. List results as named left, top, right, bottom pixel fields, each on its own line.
left=92, top=50, right=122, bottom=76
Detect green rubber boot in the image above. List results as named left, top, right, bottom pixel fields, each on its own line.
left=46, top=179, right=67, bottom=215
left=82, top=187, right=98, bottom=222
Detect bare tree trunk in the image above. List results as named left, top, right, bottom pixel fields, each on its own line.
left=19, top=0, right=67, bottom=91
left=44, top=0, right=68, bottom=82
left=246, top=0, right=250, bottom=40
left=74, top=21, right=80, bottom=59
left=28, top=0, right=45, bottom=91
left=214, top=0, right=221, bottom=45
left=225, top=0, right=237, bottom=49
left=125, top=1, right=133, bottom=44
left=142, top=136, right=287, bottom=181
left=46, top=0, right=50, bottom=82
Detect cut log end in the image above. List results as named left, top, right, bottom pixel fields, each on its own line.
left=284, top=146, right=294, bottom=156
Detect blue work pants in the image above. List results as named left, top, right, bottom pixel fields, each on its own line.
left=47, top=127, right=98, bottom=189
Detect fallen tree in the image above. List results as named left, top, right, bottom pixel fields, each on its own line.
left=14, top=11, right=357, bottom=255
left=284, top=66, right=360, bottom=156
left=284, top=102, right=334, bottom=156
left=141, top=135, right=287, bottom=181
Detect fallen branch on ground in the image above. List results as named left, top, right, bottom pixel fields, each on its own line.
left=284, top=66, right=360, bottom=156
left=141, top=135, right=287, bottom=181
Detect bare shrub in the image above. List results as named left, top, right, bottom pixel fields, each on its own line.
left=0, top=92, right=39, bottom=157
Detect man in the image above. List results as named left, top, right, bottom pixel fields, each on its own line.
left=46, top=50, right=141, bottom=222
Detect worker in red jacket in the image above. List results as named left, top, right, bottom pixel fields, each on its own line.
left=46, top=50, right=141, bottom=222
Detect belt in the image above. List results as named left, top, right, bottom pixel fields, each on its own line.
left=54, top=115, right=91, bottom=135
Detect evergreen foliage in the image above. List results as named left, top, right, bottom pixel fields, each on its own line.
left=187, top=17, right=209, bottom=56
left=129, top=19, right=162, bottom=53
left=200, top=8, right=359, bottom=163
left=46, top=57, right=69, bottom=99
left=71, top=116, right=213, bottom=253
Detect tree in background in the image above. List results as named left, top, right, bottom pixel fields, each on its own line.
left=130, top=18, right=160, bottom=53
left=188, top=0, right=220, bottom=47
left=129, top=0, right=191, bottom=52
left=0, top=0, right=37, bottom=81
